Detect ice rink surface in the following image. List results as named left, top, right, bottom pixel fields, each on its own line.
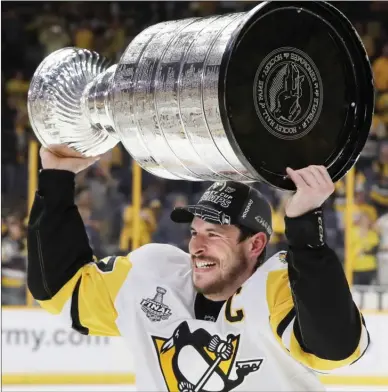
left=3, top=385, right=388, bottom=392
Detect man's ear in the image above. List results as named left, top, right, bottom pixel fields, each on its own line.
left=249, top=232, right=267, bottom=260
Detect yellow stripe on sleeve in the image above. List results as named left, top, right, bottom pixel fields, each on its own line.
left=38, top=270, right=83, bottom=314
left=266, top=268, right=369, bottom=372
left=38, top=255, right=132, bottom=336
left=78, top=256, right=132, bottom=336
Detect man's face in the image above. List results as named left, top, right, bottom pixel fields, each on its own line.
left=189, top=217, right=253, bottom=297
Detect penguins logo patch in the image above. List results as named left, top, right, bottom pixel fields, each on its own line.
left=278, top=251, right=288, bottom=264
left=152, top=321, right=264, bottom=392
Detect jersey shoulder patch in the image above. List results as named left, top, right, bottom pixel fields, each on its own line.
left=262, top=251, right=288, bottom=273
left=129, top=243, right=191, bottom=278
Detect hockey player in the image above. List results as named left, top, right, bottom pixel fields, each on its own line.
left=27, top=145, right=369, bottom=392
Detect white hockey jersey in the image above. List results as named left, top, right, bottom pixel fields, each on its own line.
left=38, top=243, right=369, bottom=392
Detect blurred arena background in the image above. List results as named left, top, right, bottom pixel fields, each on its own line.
left=1, top=1, right=388, bottom=391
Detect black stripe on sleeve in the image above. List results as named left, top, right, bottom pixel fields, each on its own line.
left=96, top=256, right=116, bottom=272
left=71, top=277, right=89, bottom=335
left=350, top=314, right=370, bottom=366
left=276, top=308, right=296, bottom=339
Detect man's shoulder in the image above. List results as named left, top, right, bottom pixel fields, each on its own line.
left=128, top=243, right=191, bottom=276
left=261, top=250, right=289, bottom=273
left=130, top=243, right=189, bottom=259
left=243, top=251, right=289, bottom=292
left=237, top=251, right=290, bottom=319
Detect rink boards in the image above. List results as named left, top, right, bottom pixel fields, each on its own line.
left=2, top=308, right=388, bottom=386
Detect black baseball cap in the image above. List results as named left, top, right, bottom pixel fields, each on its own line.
left=170, top=181, right=273, bottom=238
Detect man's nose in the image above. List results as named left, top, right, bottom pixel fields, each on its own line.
left=190, top=235, right=207, bottom=255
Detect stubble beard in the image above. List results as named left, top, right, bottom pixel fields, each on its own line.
left=193, top=252, right=250, bottom=297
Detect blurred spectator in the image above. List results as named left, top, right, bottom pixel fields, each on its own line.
left=351, top=212, right=379, bottom=285
left=39, top=24, right=71, bottom=56
left=376, top=92, right=388, bottom=126
left=5, top=71, right=29, bottom=106
left=373, top=43, right=388, bottom=92
left=1, top=94, right=29, bottom=203
left=1, top=214, right=27, bottom=305
left=102, top=18, right=126, bottom=61
left=80, top=152, right=125, bottom=240
left=268, top=196, right=287, bottom=256
left=76, top=187, right=106, bottom=258
left=148, top=198, right=163, bottom=223
left=375, top=213, right=388, bottom=284
left=355, top=21, right=376, bottom=58
left=119, top=197, right=160, bottom=252
left=152, top=194, right=190, bottom=251
left=366, top=141, right=388, bottom=217
left=357, top=114, right=387, bottom=171
left=334, top=172, right=368, bottom=229
left=74, top=20, right=94, bottom=50
left=354, top=190, right=378, bottom=223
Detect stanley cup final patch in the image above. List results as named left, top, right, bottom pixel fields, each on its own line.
left=141, top=287, right=172, bottom=322
left=253, top=47, right=323, bottom=140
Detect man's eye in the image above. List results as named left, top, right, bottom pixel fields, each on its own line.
left=208, top=233, right=219, bottom=238
left=191, top=231, right=197, bottom=237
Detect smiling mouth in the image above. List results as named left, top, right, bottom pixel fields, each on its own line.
left=194, top=261, right=216, bottom=269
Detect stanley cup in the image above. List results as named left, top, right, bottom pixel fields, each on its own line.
left=27, top=1, right=374, bottom=190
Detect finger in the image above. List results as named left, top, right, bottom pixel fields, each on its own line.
left=286, top=167, right=308, bottom=189
left=47, top=144, right=84, bottom=158
left=317, top=166, right=335, bottom=194
left=39, top=146, right=55, bottom=161
left=316, top=165, right=333, bottom=186
left=309, top=166, right=326, bottom=185
left=297, top=167, right=320, bottom=188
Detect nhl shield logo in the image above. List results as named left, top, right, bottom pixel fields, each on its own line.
left=152, top=321, right=264, bottom=392
left=141, top=287, right=172, bottom=322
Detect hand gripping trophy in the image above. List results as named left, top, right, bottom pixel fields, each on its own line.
left=27, top=1, right=374, bottom=190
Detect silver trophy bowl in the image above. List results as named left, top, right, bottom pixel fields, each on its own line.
left=27, top=2, right=373, bottom=190
left=28, top=49, right=120, bottom=157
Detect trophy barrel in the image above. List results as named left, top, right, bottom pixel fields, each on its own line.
left=220, top=1, right=374, bottom=190
left=112, top=15, right=257, bottom=182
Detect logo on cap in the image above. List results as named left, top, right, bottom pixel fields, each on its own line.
left=241, top=199, right=253, bottom=219
left=253, top=47, right=323, bottom=140
left=255, top=215, right=273, bottom=236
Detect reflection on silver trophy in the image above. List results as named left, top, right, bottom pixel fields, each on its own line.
left=27, top=2, right=373, bottom=189
left=28, top=12, right=251, bottom=182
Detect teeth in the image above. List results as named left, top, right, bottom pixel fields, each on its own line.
left=196, top=262, right=216, bottom=269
